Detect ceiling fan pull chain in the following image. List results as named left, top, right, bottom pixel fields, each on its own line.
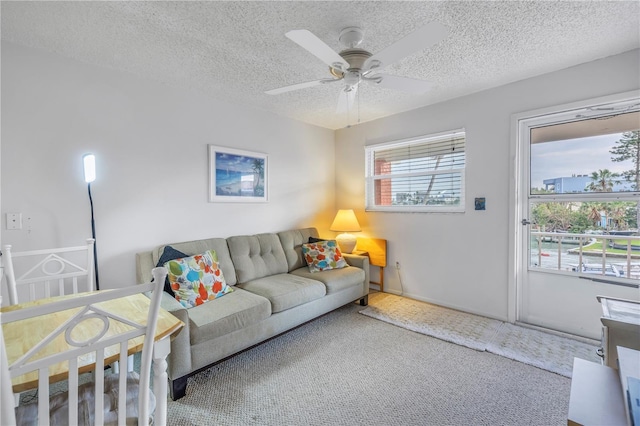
left=348, top=94, right=351, bottom=127
left=357, top=86, right=361, bottom=124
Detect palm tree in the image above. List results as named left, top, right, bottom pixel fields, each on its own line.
left=532, top=202, right=574, bottom=231
left=610, top=131, right=640, bottom=230
left=610, top=130, right=640, bottom=190
left=609, top=204, right=627, bottom=230
left=423, top=155, right=442, bottom=203
left=587, top=206, right=602, bottom=228
left=586, top=169, right=620, bottom=192
left=251, top=159, right=264, bottom=194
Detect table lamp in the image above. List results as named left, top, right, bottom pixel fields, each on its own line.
left=330, top=209, right=361, bottom=253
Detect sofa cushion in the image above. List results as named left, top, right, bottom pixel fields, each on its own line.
left=165, top=250, right=233, bottom=308
left=277, top=228, right=320, bottom=272
left=188, top=288, right=272, bottom=345
left=236, top=273, right=326, bottom=313
left=290, top=266, right=365, bottom=294
left=302, top=240, right=348, bottom=272
left=227, top=233, right=288, bottom=283
left=153, top=237, right=237, bottom=286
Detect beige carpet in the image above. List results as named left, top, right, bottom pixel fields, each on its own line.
left=166, top=298, right=572, bottom=425
left=28, top=293, right=586, bottom=424
left=360, top=292, right=600, bottom=377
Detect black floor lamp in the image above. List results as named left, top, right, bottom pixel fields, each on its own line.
left=83, top=153, right=99, bottom=290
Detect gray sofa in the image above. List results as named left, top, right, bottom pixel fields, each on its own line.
left=135, top=227, right=369, bottom=400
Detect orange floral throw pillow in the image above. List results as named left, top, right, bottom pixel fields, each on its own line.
left=301, top=240, right=348, bottom=272
left=164, top=250, right=233, bottom=308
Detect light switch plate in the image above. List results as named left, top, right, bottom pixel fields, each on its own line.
left=7, top=213, right=22, bottom=230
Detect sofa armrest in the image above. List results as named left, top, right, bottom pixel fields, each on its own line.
left=160, top=291, right=186, bottom=314
left=158, top=292, right=193, bottom=379
left=343, top=254, right=370, bottom=294
left=136, top=251, right=155, bottom=284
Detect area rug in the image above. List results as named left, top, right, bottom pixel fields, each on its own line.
left=359, top=292, right=503, bottom=351
left=360, top=293, right=600, bottom=377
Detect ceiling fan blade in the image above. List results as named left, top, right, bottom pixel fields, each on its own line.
left=336, top=87, right=357, bottom=113
left=265, top=79, right=326, bottom=95
left=365, top=22, right=448, bottom=71
left=286, top=29, right=348, bottom=72
left=368, top=74, right=434, bottom=93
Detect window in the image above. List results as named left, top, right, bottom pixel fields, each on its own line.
left=365, top=129, right=466, bottom=212
left=527, top=105, right=640, bottom=284
left=530, top=111, right=640, bottom=197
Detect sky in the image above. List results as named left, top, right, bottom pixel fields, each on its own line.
left=215, top=152, right=262, bottom=173
left=530, top=133, right=634, bottom=189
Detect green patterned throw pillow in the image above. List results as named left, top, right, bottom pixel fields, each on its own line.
left=164, top=250, right=232, bottom=308
left=301, top=240, right=347, bottom=272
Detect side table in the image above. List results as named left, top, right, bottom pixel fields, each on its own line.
left=355, top=238, right=387, bottom=292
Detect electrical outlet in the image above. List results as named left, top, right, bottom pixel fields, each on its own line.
left=7, top=213, right=22, bottom=230
left=395, top=261, right=400, bottom=270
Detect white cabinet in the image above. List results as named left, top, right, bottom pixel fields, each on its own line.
left=598, top=296, right=640, bottom=369
left=568, top=347, right=640, bottom=426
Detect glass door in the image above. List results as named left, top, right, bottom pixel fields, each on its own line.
left=517, top=96, right=640, bottom=339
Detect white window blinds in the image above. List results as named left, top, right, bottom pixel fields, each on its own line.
left=365, top=129, right=466, bottom=212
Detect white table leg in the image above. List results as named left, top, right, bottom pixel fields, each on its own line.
left=152, top=337, right=171, bottom=426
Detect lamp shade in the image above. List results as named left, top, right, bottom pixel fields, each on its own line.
left=330, top=209, right=361, bottom=232
left=330, top=210, right=361, bottom=253
left=83, top=154, right=96, bottom=183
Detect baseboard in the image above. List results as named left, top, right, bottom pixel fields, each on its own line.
left=514, top=321, right=600, bottom=345
left=383, top=291, right=509, bottom=323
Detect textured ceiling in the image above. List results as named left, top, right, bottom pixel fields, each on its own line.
left=2, top=1, right=639, bottom=130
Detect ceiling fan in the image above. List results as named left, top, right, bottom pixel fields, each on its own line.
left=265, top=22, right=448, bottom=114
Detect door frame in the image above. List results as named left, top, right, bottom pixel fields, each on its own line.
left=508, top=90, right=640, bottom=325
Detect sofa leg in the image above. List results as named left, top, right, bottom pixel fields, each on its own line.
left=359, top=295, right=368, bottom=306
left=169, top=376, right=188, bottom=401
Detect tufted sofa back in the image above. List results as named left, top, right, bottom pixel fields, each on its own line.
left=226, top=233, right=288, bottom=283
left=152, top=237, right=237, bottom=286
left=136, top=228, right=322, bottom=285
left=277, top=228, right=319, bottom=272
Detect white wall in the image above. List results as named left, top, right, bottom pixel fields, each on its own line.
left=1, top=42, right=336, bottom=292
left=335, top=49, right=640, bottom=320
left=3, top=41, right=638, bottom=320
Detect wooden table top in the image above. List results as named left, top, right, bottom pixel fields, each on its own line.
left=2, top=292, right=184, bottom=393
left=356, top=237, right=387, bottom=267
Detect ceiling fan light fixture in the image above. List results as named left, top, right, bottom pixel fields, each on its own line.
left=330, top=62, right=345, bottom=73
left=329, top=49, right=372, bottom=78
left=364, top=59, right=382, bottom=72
left=343, top=70, right=361, bottom=87
left=363, top=75, right=383, bottom=85
left=339, top=27, right=364, bottom=48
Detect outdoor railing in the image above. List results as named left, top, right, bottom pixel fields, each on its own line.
left=530, top=231, right=640, bottom=282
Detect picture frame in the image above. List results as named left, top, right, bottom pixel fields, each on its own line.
left=209, top=145, right=268, bottom=203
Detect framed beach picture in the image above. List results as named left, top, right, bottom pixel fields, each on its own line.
left=208, top=145, right=268, bottom=203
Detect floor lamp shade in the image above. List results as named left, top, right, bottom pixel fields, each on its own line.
left=83, top=154, right=96, bottom=183
left=330, top=209, right=361, bottom=253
